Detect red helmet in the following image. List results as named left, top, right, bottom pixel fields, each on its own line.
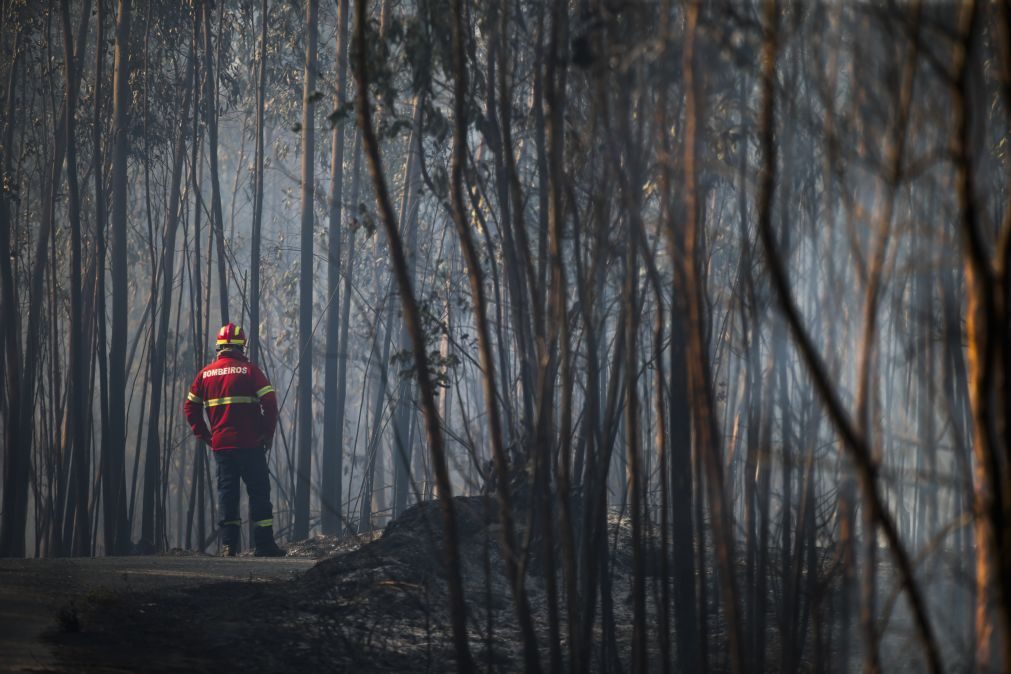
left=216, top=323, right=247, bottom=350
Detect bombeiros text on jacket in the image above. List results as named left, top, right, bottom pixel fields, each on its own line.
left=202, top=366, right=249, bottom=378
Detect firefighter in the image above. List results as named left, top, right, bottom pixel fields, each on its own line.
left=184, top=323, right=285, bottom=557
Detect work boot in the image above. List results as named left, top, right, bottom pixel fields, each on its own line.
left=219, top=521, right=240, bottom=556
left=253, top=525, right=286, bottom=557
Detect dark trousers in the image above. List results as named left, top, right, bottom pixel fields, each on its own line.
left=213, top=448, right=274, bottom=547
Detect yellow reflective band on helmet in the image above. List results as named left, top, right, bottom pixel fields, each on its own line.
left=254, top=518, right=273, bottom=528
left=216, top=324, right=246, bottom=346
left=187, top=392, right=203, bottom=404
left=204, top=396, right=259, bottom=407
left=255, top=385, right=275, bottom=398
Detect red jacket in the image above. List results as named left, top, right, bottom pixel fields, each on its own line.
left=184, top=351, right=278, bottom=451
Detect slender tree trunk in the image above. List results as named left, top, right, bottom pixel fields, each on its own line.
left=359, top=299, right=393, bottom=533
left=607, top=48, right=648, bottom=674
left=391, top=99, right=423, bottom=521
left=104, top=0, right=133, bottom=558
left=654, top=6, right=700, bottom=666
left=498, top=1, right=537, bottom=437
left=331, top=136, right=362, bottom=533
left=321, top=0, right=349, bottom=536
left=248, top=0, right=268, bottom=364
left=91, top=0, right=112, bottom=557
left=60, top=0, right=93, bottom=557
left=487, top=0, right=535, bottom=441
left=0, top=20, right=21, bottom=559
left=185, top=14, right=206, bottom=552
left=293, top=0, right=318, bottom=541
left=953, top=2, right=1011, bottom=669
left=201, top=0, right=228, bottom=324
left=669, top=304, right=701, bottom=672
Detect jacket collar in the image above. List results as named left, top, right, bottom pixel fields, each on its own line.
left=216, top=349, right=249, bottom=363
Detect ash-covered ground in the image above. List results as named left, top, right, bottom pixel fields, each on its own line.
left=42, top=496, right=654, bottom=673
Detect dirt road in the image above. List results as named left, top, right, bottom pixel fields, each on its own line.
left=0, top=555, right=315, bottom=673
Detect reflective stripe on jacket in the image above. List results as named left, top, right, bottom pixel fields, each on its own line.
left=183, top=351, right=278, bottom=451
